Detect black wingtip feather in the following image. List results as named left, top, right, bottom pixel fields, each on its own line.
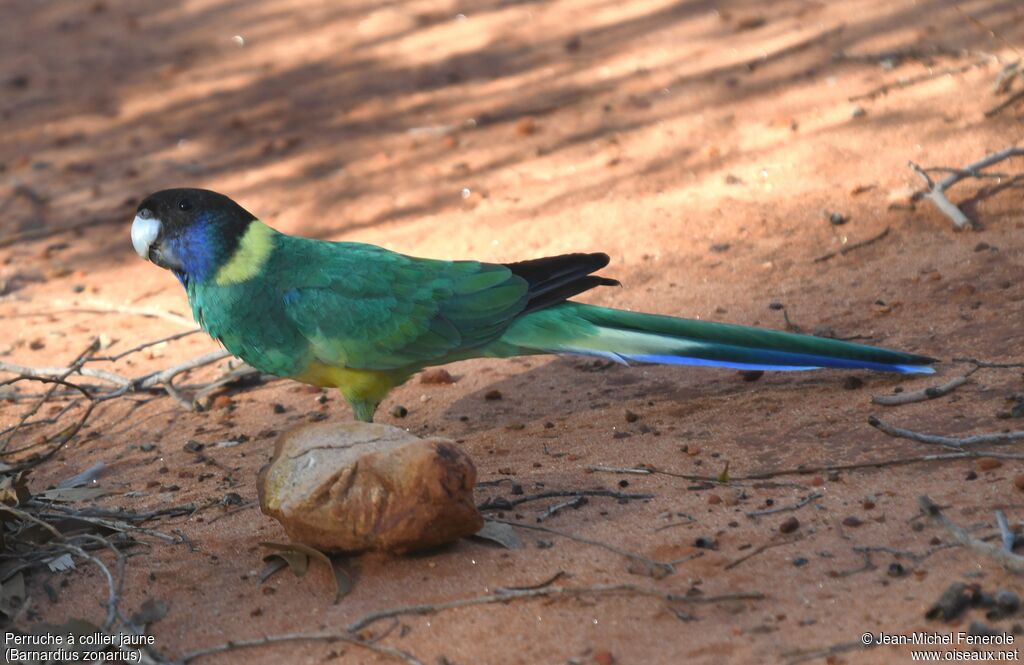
left=505, top=252, right=617, bottom=314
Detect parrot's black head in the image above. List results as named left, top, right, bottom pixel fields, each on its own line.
left=132, top=188, right=256, bottom=284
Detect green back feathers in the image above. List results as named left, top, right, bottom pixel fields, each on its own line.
left=189, top=233, right=537, bottom=376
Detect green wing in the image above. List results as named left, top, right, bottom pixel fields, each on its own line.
left=275, top=238, right=530, bottom=370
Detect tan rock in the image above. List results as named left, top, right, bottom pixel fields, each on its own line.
left=258, top=422, right=482, bottom=554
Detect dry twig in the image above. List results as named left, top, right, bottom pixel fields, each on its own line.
left=868, top=415, right=1024, bottom=449
left=746, top=491, right=822, bottom=518
left=478, top=488, right=652, bottom=511
left=871, top=368, right=976, bottom=406
left=347, top=583, right=764, bottom=634
left=178, top=632, right=423, bottom=665
left=918, top=496, right=1024, bottom=574
left=725, top=536, right=804, bottom=570
left=813, top=227, right=890, bottom=263
left=488, top=518, right=677, bottom=575
left=849, top=58, right=993, bottom=102
left=909, top=147, right=1024, bottom=229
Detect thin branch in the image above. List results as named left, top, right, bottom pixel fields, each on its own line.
left=813, top=227, right=890, bottom=263
left=849, top=58, right=993, bottom=102
left=478, top=489, right=653, bottom=511
left=909, top=147, right=1024, bottom=230
left=537, top=497, right=587, bottom=521
left=488, top=518, right=675, bottom=575
left=29, top=501, right=197, bottom=523
left=583, top=465, right=653, bottom=475
left=871, top=369, right=975, bottom=406
left=1, top=338, right=99, bottom=451
left=996, top=510, right=1016, bottom=554
left=584, top=464, right=732, bottom=484
left=52, top=541, right=121, bottom=631
left=746, top=491, right=823, bottom=518
left=92, top=330, right=201, bottom=362
left=346, top=583, right=764, bottom=634
left=500, top=571, right=569, bottom=591
left=654, top=516, right=696, bottom=532
left=785, top=640, right=868, bottom=665
left=725, top=535, right=804, bottom=570
left=178, top=633, right=424, bottom=665
left=954, top=357, right=1024, bottom=369
left=868, top=415, right=1024, bottom=449
left=918, top=496, right=1024, bottom=574
left=0, top=348, right=233, bottom=412
left=0, top=361, right=130, bottom=387
left=985, top=88, right=1024, bottom=117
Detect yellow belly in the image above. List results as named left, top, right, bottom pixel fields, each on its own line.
left=292, top=361, right=396, bottom=404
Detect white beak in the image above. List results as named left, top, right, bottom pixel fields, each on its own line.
left=131, top=215, right=161, bottom=259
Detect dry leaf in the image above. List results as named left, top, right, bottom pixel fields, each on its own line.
left=472, top=521, right=523, bottom=549
left=131, top=598, right=169, bottom=626
left=37, top=487, right=107, bottom=502
left=260, top=541, right=351, bottom=604
left=46, top=554, right=75, bottom=572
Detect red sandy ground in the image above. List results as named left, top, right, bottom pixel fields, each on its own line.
left=2, top=0, right=1024, bottom=663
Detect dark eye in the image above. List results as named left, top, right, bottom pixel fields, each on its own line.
left=177, top=199, right=192, bottom=211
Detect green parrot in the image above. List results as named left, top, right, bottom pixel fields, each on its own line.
left=131, top=188, right=935, bottom=422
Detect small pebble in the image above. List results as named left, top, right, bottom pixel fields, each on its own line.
left=515, top=117, right=537, bottom=136
left=841, top=516, right=863, bottom=528
left=792, top=557, right=808, bottom=567
left=1014, top=474, right=1024, bottom=491
left=828, top=212, right=847, bottom=226
left=977, top=458, right=1003, bottom=471
left=183, top=440, right=205, bottom=453
left=996, top=590, right=1020, bottom=613
left=390, top=405, right=408, bottom=418
left=694, top=537, right=717, bottom=550
left=210, top=395, right=233, bottom=410
left=779, top=516, right=800, bottom=533
left=419, top=368, right=456, bottom=384
left=888, top=562, right=906, bottom=577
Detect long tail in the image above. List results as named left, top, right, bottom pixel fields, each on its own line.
left=494, top=302, right=936, bottom=374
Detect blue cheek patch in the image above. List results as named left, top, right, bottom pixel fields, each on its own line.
left=166, top=215, right=215, bottom=283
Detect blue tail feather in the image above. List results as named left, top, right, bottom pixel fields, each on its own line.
left=622, top=353, right=935, bottom=374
